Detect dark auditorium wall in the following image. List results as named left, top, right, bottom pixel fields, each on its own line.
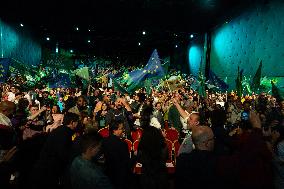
left=172, top=46, right=190, bottom=75
left=210, top=0, right=284, bottom=90
left=0, top=19, right=41, bottom=66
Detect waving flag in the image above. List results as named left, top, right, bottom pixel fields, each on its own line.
left=75, top=67, right=90, bottom=81
left=251, top=61, right=262, bottom=92
left=113, top=79, right=129, bottom=95
left=235, top=67, right=244, bottom=97
left=271, top=81, right=283, bottom=103
left=197, top=68, right=206, bottom=97
left=207, top=70, right=229, bottom=92
left=119, top=49, right=166, bottom=93
left=0, top=58, right=11, bottom=82
left=49, top=73, right=71, bottom=88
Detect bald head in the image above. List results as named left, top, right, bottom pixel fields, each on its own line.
left=192, top=126, right=214, bottom=151
left=0, top=101, right=16, bottom=118
left=187, top=113, right=200, bottom=130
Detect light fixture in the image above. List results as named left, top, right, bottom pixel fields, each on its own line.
left=46, top=37, right=50, bottom=41
left=88, top=40, right=91, bottom=43
left=138, top=42, right=141, bottom=46
left=88, top=29, right=91, bottom=32
left=142, top=31, right=146, bottom=35
left=70, top=49, right=74, bottom=53
left=20, top=23, right=24, bottom=27
left=190, top=34, right=194, bottom=39
left=75, top=27, right=79, bottom=31
left=175, top=45, right=178, bottom=48
left=56, top=43, right=59, bottom=53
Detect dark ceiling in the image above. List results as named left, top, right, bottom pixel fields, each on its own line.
left=0, top=0, right=265, bottom=59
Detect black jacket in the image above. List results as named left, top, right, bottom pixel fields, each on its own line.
left=102, top=135, right=131, bottom=189
left=30, top=125, right=74, bottom=189
left=176, top=150, right=218, bottom=189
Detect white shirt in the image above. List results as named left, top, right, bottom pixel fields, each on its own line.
left=180, top=110, right=190, bottom=130
left=0, top=113, right=12, bottom=127
left=150, top=117, right=161, bottom=129
left=7, top=92, right=15, bottom=102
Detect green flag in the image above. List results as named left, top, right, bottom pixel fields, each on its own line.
left=75, top=67, right=90, bottom=80
left=117, top=49, right=165, bottom=94
left=113, top=79, right=129, bottom=95
left=271, top=81, right=283, bottom=103
left=145, top=78, right=152, bottom=96
left=197, top=69, right=206, bottom=97
left=252, top=61, right=262, bottom=92
left=236, top=67, right=243, bottom=97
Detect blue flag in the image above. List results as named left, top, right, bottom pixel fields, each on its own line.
left=0, top=58, right=11, bottom=82
left=49, top=73, right=71, bottom=88
left=120, top=49, right=166, bottom=93
left=208, top=70, right=229, bottom=92
left=141, top=49, right=165, bottom=78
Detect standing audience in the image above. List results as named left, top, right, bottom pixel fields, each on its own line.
left=70, top=132, right=113, bottom=189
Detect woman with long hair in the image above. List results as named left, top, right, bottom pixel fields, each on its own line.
left=95, top=103, right=109, bottom=128
left=137, top=125, right=168, bottom=189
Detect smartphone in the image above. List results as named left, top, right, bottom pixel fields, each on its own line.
left=241, top=111, right=249, bottom=121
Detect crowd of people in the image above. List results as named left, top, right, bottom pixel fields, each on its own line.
left=0, top=67, right=283, bottom=189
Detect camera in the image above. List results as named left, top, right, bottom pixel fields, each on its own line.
left=241, top=111, right=249, bottom=121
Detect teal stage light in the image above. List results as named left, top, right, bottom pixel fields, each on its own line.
left=56, top=43, right=59, bottom=53
left=188, top=46, right=202, bottom=76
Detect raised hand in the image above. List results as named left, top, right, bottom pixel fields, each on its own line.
left=249, top=111, right=261, bottom=129
left=41, top=106, right=47, bottom=112
left=1, top=146, right=17, bottom=163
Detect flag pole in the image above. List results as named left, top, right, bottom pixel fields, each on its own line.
left=198, top=94, right=200, bottom=108
left=166, top=80, right=172, bottom=93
